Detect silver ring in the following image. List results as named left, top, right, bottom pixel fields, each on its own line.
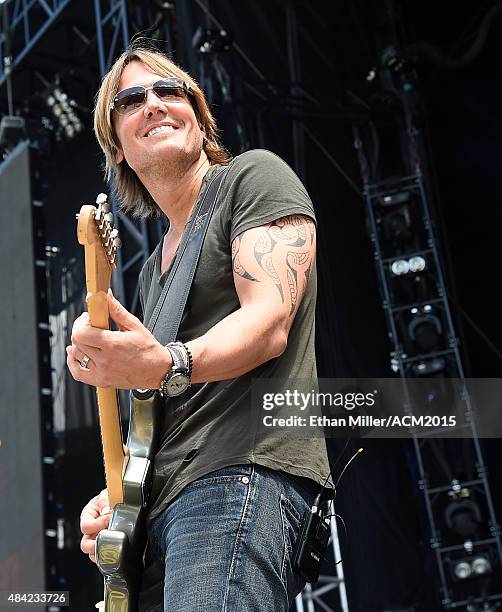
left=79, top=354, right=91, bottom=369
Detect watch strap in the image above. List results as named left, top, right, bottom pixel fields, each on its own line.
left=164, top=342, right=189, bottom=371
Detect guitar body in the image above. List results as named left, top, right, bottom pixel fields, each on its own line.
left=77, top=196, right=159, bottom=612
left=97, top=389, right=160, bottom=612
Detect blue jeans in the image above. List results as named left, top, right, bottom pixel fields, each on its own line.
left=138, top=464, right=314, bottom=611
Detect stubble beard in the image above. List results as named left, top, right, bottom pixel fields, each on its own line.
left=140, top=134, right=204, bottom=185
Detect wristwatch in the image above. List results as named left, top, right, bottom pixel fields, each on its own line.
left=159, top=342, right=192, bottom=397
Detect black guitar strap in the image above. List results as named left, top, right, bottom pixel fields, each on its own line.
left=146, top=164, right=230, bottom=344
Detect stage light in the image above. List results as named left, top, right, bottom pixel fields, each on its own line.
left=464, top=539, right=474, bottom=554
left=409, top=256, right=426, bottom=272
left=193, top=27, right=232, bottom=54
left=377, top=191, right=418, bottom=256
left=450, top=552, right=492, bottom=583
left=453, top=561, right=471, bottom=580
left=412, top=358, right=445, bottom=375
left=445, top=493, right=482, bottom=539
left=472, top=555, right=491, bottom=575
left=45, top=82, right=82, bottom=140
left=383, top=210, right=413, bottom=249
left=408, top=307, right=442, bottom=352
left=379, top=191, right=410, bottom=207
left=391, top=256, right=426, bottom=278
left=391, top=259, right=409, bottom=276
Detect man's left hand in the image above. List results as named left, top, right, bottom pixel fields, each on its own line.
left=67, top=290, right=171, bottom=389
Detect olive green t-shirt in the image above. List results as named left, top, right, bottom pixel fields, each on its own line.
left=139, top=149, right=331, bottom=521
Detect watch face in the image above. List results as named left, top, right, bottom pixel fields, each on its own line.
left=166, top=372, right=190, bottom=396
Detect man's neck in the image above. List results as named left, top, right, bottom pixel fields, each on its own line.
left=140, top=151, right=211, bottom=237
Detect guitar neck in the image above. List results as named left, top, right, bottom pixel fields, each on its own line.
left=87, top=289, right=126, bottom=509
left=77, top=200, right=126, bottom=510
left=95, top=387, right=126, bottom=508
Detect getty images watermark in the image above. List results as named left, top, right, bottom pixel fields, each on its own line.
left=252, top=379, right=502, bottom=439
left=262, top=389, right=378, bottom=428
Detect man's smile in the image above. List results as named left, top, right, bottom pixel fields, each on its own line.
left=143, top=122, right=180, bottom=138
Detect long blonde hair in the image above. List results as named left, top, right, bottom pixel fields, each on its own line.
left=94, top=42, right=231, bottom=217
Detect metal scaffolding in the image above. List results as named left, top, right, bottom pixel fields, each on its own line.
left=94, top=0, right=128, bottom=78
left=354, top=53, right=502, bottom=610
left=0, top=0, right=153, bottom=313
left=0, top=0, right=72, bottom=87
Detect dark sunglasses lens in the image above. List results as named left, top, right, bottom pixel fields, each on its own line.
left=114, top=88, right=146, bottom=114
left=153, top=81, right=186, bottom=99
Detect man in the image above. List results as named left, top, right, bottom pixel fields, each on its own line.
left=68, top=43, right=331, bottom=611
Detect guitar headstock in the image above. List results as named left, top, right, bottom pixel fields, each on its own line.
left=77, top=193, right=121, bottom=327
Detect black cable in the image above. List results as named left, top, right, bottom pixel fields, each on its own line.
left=323, top=446, right=364, bottom=510
left=314, top=438, right=351, bottom=508
left=304, top=126, right=363, bottom=199
left=314, top=445, right=364, bottom=567
left=314, top=444, right=364, bottom=509
left=405, top=2, right=502, bottom=69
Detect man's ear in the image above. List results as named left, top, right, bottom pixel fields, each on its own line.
left=115, top=147, right=124, bottom=164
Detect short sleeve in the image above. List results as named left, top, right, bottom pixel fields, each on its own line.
left=221, top=149, right=316, bottom=243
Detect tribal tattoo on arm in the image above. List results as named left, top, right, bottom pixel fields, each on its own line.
left=232, top=215, right=316, bottom=317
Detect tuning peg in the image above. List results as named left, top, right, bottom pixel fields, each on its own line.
left=104, top=212, right=114, bottom=224
left=113, top=237, right=122, bottom=249
left=110, top=228, right=119, bottom=239
left=96, top=193, right=109, bottom=213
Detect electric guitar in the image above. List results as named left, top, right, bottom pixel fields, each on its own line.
left=77, top=194, right=160, bottom=612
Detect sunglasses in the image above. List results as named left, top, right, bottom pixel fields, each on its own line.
left=110, top=78, right=193, bottom=115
